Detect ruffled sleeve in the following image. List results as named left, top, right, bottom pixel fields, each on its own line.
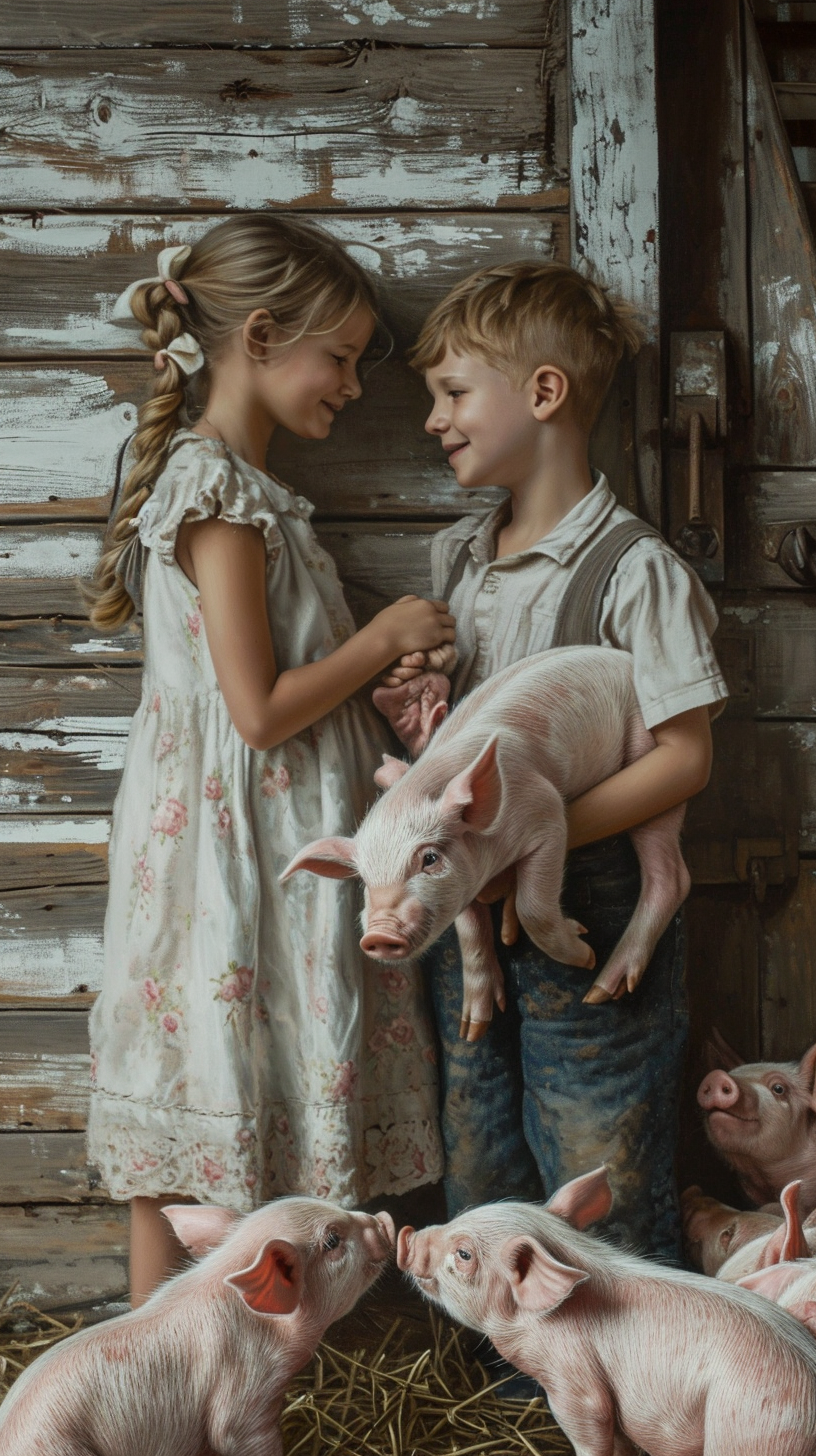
left=136, top=436, right=284, bottom=566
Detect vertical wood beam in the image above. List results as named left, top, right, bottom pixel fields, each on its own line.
left=570, top=0, right=662, bottom=524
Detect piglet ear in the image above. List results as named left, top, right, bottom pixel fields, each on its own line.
left=225, top=1237, right=303, bottom=1317
left=162, top=1204, right=240, bottom=1257
left=758, top=1181, right=808, bottom=1267
left=737, top=1264, right=803, bottom=1302
left=545, top=1167, right=613, bottom=1230
left=799, top=1041, right=816, bottom=1104
left=438, top=735, right=502, bottom=834
left=704, top=1027, right=745, bottom=1073
left=500, top=1236, right=588, bottom=1313
left=279, top=838, right=358, bottom=882
left=374, top=754, right=411, bottom=790
left=786, top=1299, right=816, bottom=1336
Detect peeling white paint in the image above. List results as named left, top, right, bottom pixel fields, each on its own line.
left=70, top=638, right=133, bottom=656
left=0, top=732, right=126, bottom=774
left=0, top=530, right=101, bottom=580
left=30, top=717, right=132, bottom=736
left=0, top=818, right=110, bottom=845
left=723, top=605, right=764, bottom=624
left=0, top=372, right=132, bottom=505
left=0, top=939, right=102, bottom=996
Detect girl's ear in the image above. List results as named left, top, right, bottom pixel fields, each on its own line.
left=243, top=308, right=278, bottom=363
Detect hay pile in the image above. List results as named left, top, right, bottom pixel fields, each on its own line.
left=282, top=1309, right=574, bottom=1455
left=0, top=1286, right=573, bottom=1454
left=0, top=1285, right=82, bottom=1401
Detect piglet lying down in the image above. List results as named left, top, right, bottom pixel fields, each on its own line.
left=398, top=1168, right=816, bottom=1456
left=283, top=647, right=690, bottom=1040
left=0, top=1198, right=394, bottom=1456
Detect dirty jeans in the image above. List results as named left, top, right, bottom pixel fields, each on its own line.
left=425, top=833, right=689, bottom=1264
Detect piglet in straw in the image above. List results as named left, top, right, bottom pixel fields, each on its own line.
left=682, top=1179, right=816, bottom=1281
left=0, top=1197, right=394, bottom=1456
left=283, top=647, right=690, bottom=1040
left=398, top=1167, right=816, bottom=1455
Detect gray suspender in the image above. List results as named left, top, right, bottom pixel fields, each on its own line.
left=550, top=518, right=663, bottom=647
left=442, top=515, right=663, bottom=697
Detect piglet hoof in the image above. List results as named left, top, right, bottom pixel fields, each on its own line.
left=460, top=1016, right=493, bottom=1043
left=583, top=984, right=613, bottom=1005
left=372, top=673, right=450, bottom=758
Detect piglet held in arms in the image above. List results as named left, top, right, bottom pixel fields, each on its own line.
left=0, top=1197, right=394, bottom=1456
left=398, top=1167, right=816, bottom=1456
left=698, top=1029, right=816, bottom=1212
left=283, top=648, right=690, bottom=1041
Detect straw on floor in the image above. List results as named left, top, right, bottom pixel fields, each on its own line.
left=0, top=1286, right=573, bottom=1454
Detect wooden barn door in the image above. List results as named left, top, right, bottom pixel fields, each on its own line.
left=0, top=0, right=583, bottom=1309
left=662, top=0, right=816, bottom=1199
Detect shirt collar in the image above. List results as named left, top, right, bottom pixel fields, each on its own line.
left=467, top=471, right=618, bottom=568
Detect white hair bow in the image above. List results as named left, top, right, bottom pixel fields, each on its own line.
left=110, top=244, right=204, bottom=375
left=111, top=244, right=193, bottom=322
left=153, top=334, right=205, bottom=376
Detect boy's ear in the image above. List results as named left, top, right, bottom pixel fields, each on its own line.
left=531, top=364, right=570, bottom=421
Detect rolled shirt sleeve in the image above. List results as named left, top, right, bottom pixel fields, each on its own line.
left=600, top=540, right=729, bottom=730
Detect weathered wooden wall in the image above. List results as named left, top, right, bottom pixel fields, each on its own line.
left=0, top=2, right=572, bottom=1307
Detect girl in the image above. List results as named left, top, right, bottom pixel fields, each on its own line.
left=86, top=215, right=454, bottom=1305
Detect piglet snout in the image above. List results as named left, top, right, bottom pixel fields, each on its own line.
left=360, top=931, right=410, bottom=959
left=698, top=1072, right=740, bottom=1112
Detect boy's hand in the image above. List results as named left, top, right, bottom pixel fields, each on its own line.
left=476, top=868, right=520, bottom=946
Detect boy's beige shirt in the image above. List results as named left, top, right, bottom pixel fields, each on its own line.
left=431, top=474, right=728, bottom=730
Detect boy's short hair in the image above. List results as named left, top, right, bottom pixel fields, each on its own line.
left=410, top=261, right=643, bottom=431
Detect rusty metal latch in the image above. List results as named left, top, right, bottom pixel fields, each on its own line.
left=668, top=332, right=726, bottom=583
left=734, top=835, right=798, bottom=904
left=775, top=522, right=816, bottom=587
left=673, top=411, right=721, bottom=562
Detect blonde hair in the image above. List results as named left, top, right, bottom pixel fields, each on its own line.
left=409, top=261, right=643, bottom=431
left=89, top=214, right=377, bottom=631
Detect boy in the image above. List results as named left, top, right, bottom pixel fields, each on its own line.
left=390, top=262, right=727, bottom=1268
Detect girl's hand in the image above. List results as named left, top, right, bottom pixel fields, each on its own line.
left=381, top=650, right=427, bottom=688
left=369, top=595, right=455, bottom=662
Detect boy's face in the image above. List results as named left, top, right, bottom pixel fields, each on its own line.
left=424, top=346, right=541, bottom=491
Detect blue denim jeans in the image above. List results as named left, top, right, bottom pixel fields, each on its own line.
left=425, top=833, right=689, bottom=1264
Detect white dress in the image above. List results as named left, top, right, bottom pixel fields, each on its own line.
left=87, top=432, right=442, bottom=1210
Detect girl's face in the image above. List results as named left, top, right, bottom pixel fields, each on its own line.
left=254, top=304, right=375, bottom=439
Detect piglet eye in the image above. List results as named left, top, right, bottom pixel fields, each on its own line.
left=456, top=1247, right=472, bottom=1261
left=422, top=851, right=439, bottom=868
left=771, top=1082, right=786, bottom=1096
left=323, top=1229, right=341, bottom=1250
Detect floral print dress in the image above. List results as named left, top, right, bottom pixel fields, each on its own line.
left=87, top=432, right=442, bottom=1210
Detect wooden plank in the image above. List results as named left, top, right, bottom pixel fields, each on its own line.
left=755, top=4, right=816, bottom=19
left=677, top=884, right=762, bottom=1206
left=0, top=1132, right=103, bottom=1203
left=0, top=887, right=105, bottom=1005
left=0, top=0, right=556, bottom=48
left=571, top=0, right=661, bottom=525
left=0, top=619, right=143, bottom=667
left=0, top=1204, right=128, bottom=1309
left=715, top=590, right=816, bottom=717
left=0, top=1012, right=90, bottom=1131
left=746, top=11, right=816, bottom=464
left=762, top=859, right=816, bottom=1058
left=0, top=362, right=505, bottom=522
left=0, top=817, right=110, bottom=893
left=775, top=79, right=816, bottom=115
left=0, top=730, right=126, bottom=814
left=734, top=470, right=816, bottom=587
left=0, top=50, right=568, bottom=211
left=760, top=27, right=816, bottom=82
left=0, top=211, right=569, bottom=359
left=0, top=521, right=438, bottom=618
left=0, top=669, right=141, bottom=728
